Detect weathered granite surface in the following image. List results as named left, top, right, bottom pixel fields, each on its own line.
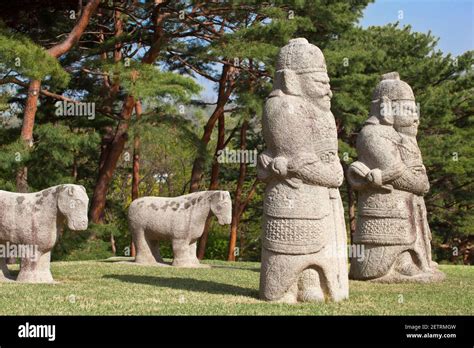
left=348, top=72, right=445, bottom=283
left=257, top=38, right=349, bottom=303
left=129, top=191, right=232, bottom=268
left=0, top=184, right=89, bottom=283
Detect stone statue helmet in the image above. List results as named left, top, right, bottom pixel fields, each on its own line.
left=369, top=72, right=420, bottom=136
left=210, top=191, right=232, bottom=225
left=57, top=184, right=89, bottom=231
left=274, top=38, right=332, bottom=110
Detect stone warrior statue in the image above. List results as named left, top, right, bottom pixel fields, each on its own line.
left=347, top=72, right=445, bottom=283
left=258, top=38, right=349, bottom=303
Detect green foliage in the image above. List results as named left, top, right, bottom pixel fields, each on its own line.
left=0, top=129, right=31, bottom=190
left=200, top=221, right=233, bottom=260
left=292, top=0, right=374, bottom=47
left=27, top=123, right=100, bottom=190
left=0, top=25, right=70, bottom=87
left=101, top=61, right=201, bottom=101
left=211, top=14, right=311, bottom=64
left=128, top=113, right=207, bottom=196
left=53, top=232, right=112, bottom=262
left=0, top=136, right=30, bottom=171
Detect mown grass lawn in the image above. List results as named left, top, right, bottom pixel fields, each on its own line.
left=0, top=259, right=472, bottom=315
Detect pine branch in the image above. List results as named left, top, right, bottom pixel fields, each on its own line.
left=239, top=179, right=259, bottom=217
left=47, top=0, right=101, bottom=58
left=169, top=51, right=219, bottom=82
left=0, top=77, right=77, bottom=103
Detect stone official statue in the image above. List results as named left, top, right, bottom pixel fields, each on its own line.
left=258, top=38, right=349, bottom=303
left=347, top=72, right=445, bottom=283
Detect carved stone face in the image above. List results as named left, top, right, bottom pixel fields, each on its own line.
left=57, top=185, right=89, bottom=231
left=392, top=100, right=419, bottom=136
left=298, top=72, right=332, bottom=110
left=210, top=191, right=232, bottom=225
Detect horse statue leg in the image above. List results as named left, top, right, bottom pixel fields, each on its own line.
left=133, top=226, right=167, bottom=266
left=172, top=239, right=210, bottom=268
left=0, top=255, right=13, bottom=282
left=16, top=250, right=54, bottom=283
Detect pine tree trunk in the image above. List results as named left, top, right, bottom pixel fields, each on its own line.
left=189, top=103, right=225, bottom=193
left=130, top=100, right=142, bottom=257
left=227, top=180, right=258, bottom=262
left=227, top=121, right=248, bottom=261
left=16, top=79, right=41, bottom=193
left=20, top=80, right=40, bottom=146
left=228, top=219, right=240, bottom=261
left=189, top=64, right=234, bottom=193
left=189, top=158, right=205, bottom=193
left=90, top=95, right=135, bottom=223
left=93, top=6, right=123, bottom=234
left=131, top=103, right=141, bottom=201
left=197, top=113, right=225, bottom=259
left=99, top=127, right=114, bottom=172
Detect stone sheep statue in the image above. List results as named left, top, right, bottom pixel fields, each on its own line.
left=0, top=184, right=89, bottom=283
left=129, top=191, right=232, bottom=268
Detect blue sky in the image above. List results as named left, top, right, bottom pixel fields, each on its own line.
left=360, top=0, right=473, bottom=56
left=198, top=0, right=473, bottom=100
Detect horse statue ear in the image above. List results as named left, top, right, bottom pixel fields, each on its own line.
left=57, top=186, right=69, bottom=213
left=211, top=191, right=222, bottom=203
left=274, top=69, right=302, bottom=96
left=219, top=192, right=227, bottom=201
left=68, top=186, right=75, bottom=196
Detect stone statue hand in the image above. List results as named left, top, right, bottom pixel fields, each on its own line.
left=412, top=165, right=426, bottom=174
left=366, top=168, right=383, bottom=186
left=271, top=156, right=288, bottom=177
left=287, top=154, right=343, bottom=188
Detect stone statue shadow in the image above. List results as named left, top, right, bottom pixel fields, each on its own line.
left=210, top=264, right=261, bottom=273
left=99, top=257, right=261, bottom=272
left=103, top=274, right=258, bottom=298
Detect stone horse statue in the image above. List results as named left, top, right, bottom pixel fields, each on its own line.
left=0, top=184, right=89, bottom=283
left=129, top=191, right=232, bottom=268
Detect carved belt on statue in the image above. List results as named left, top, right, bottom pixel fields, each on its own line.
left=263, top=181, right=331, bottom=219
left=312, top=140, right=338, bottom=164
left=262, top=182, right=337, bottom=254
left=359, top=207, right=408, bottom=219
